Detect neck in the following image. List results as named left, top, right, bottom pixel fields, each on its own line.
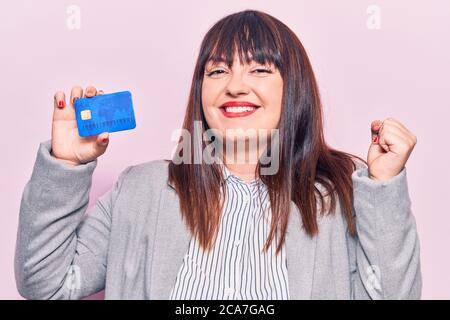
left=220, top=136, right=271, bottom=183
left=224, top=162, right=258, bottom=183
left=222, top=143, right=262, bottom=183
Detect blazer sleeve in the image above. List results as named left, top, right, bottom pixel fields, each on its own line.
left=348, top=162, right=422, bottom=300
left=15, top=139, right=133, bottom=299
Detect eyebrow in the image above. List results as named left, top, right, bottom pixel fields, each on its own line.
left=206, top=57, right=227, bottom=65
left=205, top=57, right=272, bottom=68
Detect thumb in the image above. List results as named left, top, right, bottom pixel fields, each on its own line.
left=370, top=119, right=382, bottom=143
left=369, top=120, right=389, bottom=153
left=96, top=132, right=110, bottom=147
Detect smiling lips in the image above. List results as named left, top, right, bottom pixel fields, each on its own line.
left=220, top=101, right=260, bottom=118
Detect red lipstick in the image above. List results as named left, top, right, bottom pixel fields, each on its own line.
left=220, top=101, right=260, bottom=118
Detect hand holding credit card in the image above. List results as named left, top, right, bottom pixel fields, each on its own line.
left=73, top=90, right=136, bottom=137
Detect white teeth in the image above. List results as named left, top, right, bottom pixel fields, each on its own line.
left=224, top=106, right=256, bottom=113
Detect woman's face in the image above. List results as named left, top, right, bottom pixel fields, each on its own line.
left=202, top=53, right=283, bottom=139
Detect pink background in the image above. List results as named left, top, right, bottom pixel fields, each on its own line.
left=1, top=0, right=449, bottom=299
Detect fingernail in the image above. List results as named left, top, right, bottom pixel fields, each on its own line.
left=58, top=100, right=64, bottom=108
left=101, top=138, right=108, bottom=144
left=372, top=136, right=378, bottom=143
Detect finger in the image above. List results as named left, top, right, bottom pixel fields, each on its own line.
left=69, top=85, right=83, bottom=106
left=53, top=90, right=76, bottom=122
left=54, top=90, right=66, bottom=109
left=96, top=132, right=110, bottom=147
left=383, top=117, right=415, bottom=138
left=98, top=89, right=104, bottom=95
left=371, top=119, right=383, bottom=145
left=379, top=120, right=416, bottom=146
left=379, top=128, right=414, bottom=155
left=84, top=85, right=97, bottom=98
left=377, top=128, right=396, bottom=153
left=371, top=119, right=394, bottom=143
left=371, top=120, right=383, bottom=134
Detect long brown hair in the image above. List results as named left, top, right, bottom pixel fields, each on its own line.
left=168, top=9, right=367, bottom=254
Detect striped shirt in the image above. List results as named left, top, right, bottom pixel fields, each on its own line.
left=169, top=165, right=290, bottom=299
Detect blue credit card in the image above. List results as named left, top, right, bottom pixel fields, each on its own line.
left=73, top=90, right=136, bottom=137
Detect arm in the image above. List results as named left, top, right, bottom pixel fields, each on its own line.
left=15, top=139, right=132, bottom=299
left=348, top=164, right=422, bottom=299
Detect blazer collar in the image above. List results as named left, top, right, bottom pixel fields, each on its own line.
left=161, top=163, right=317, bottom=299
left=166, top=163, right=263, bottom=188
left=166, top=163, right=231, bottom=189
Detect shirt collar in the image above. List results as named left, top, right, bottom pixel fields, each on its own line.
left=167, top=163, right=263, bottom=189
left=221, top=163, right=233, bottom=182
left=220, top=163, right=262, bottom=188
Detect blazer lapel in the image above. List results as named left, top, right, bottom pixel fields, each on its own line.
left=149, top=182, right=318, bottom=299
left=149, top=185, right=191, bottom=299
left=285, top=203, right=318, bottom=299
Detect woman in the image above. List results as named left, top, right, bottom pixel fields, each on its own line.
left=15, top=9, right=421, bottom=299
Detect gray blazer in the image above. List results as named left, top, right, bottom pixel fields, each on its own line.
left=15, top=140, right=422, bottom=299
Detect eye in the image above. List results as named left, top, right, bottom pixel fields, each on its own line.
left=205, top=67, right=273, bottom=77
left=252, top=68, right=273, bottom=74
left=206, top=69, right=226, bottom=77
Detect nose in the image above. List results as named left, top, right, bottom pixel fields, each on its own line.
left=225, top=72, right=250, bottom=97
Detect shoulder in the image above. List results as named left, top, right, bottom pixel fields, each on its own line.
left=118, top=159, right=172, bottom=190
left=314, top=157, right=367, bottom=194
left=128, top=159, right=170, bottom=176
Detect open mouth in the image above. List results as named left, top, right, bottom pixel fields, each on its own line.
left=219, top=105, right=261, bottom=118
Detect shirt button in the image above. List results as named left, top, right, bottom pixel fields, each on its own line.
left=234, top=239, right=242, bottom=246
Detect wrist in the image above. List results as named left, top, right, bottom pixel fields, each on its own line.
left=50, top=150, right=81, bottom=166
